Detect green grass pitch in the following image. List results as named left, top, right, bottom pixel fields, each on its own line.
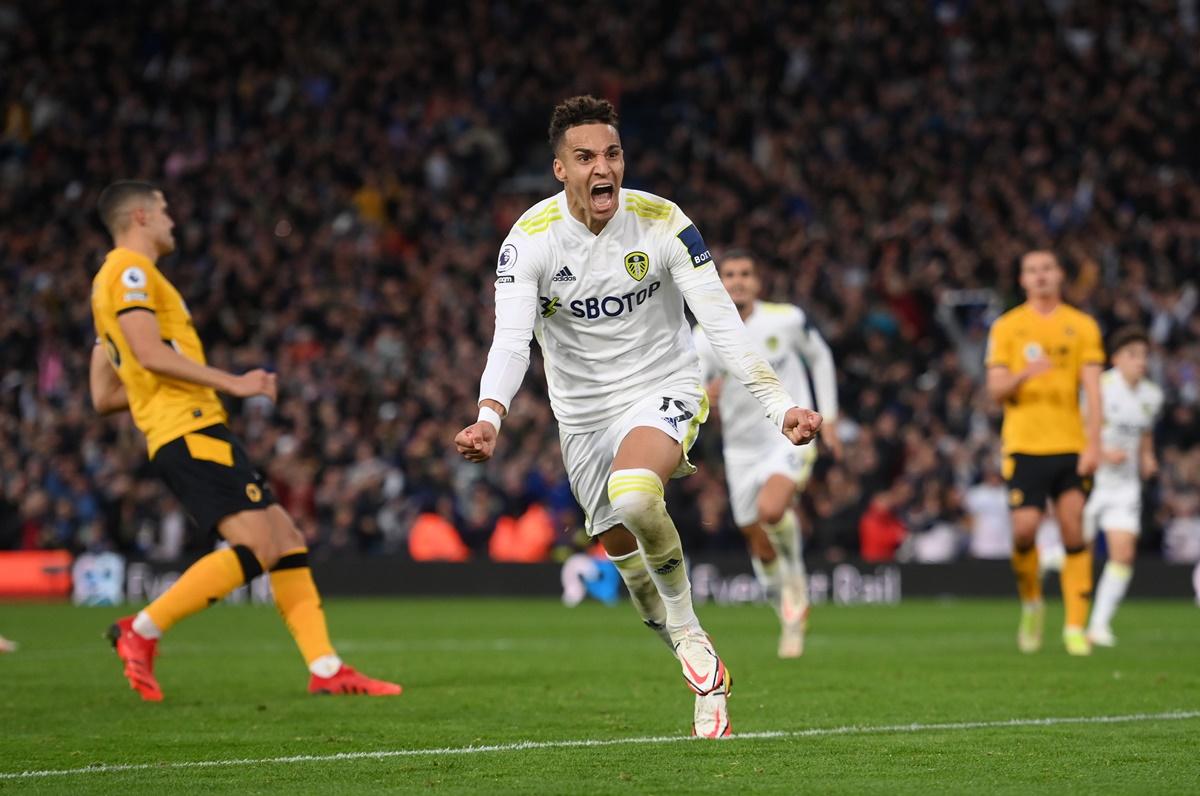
left=2, top=597, right=1198, bottom=794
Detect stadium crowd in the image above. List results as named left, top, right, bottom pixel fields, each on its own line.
left=2, top=0, right=1199, bottom=564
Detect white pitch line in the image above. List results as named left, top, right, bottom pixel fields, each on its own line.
left=3, top=710, right=1197, bottom=781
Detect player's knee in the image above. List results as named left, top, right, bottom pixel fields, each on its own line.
left=229, top=543, right=268, bottom=582
left=607, top=469, right=665, bottom=526
left=276, top=516, right=306, bottom=553
left=260, top=506, right=305, bottom=560
left=1012, top=534, right=1037, bottom=554
left=758, top=504, right=786, bottom=526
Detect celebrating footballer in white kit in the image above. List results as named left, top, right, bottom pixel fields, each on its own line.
left=693, top=250, right=839, bottom=658
left=1084, top=326, right=1162, bottom=647
left=454, top=96, right=821, bottom=739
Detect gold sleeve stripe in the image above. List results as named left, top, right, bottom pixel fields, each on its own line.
left=625, top=195, right=672, bottom=219
left=517, top=204, right=563, bottom=234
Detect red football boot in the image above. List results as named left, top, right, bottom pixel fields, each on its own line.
left=106, top=616, right=163, bottom=702
left=308, top=665, right=402, bottom=696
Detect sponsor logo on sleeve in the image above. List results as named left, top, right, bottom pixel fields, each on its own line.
left=495, top=275, right=515, bottom=285
left=123, top=291, right=148, bottom=302
left=676, top=224, right=712, bottom=268
left=497, top=243, right=518, bottom=274
left=120, top=267, right=147, bottom=288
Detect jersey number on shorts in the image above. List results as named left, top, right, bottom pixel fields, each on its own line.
left=659, top=396, right=694, bottom=427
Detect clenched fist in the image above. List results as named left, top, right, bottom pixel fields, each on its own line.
left=455, top=421, right=498, bottom=463
left=782, top=407, right=822, bottom=446
left=228, top=369, right=277, bottom=402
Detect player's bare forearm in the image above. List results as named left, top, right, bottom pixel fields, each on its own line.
left=138, top=345, right=276, bottom=401
left=118, top=309, right=275, bottom=400
left=1139, top=432, right=1158, bottom=478
left=986, top=365, right=1028, bottom=403
left=119, top=309, right=235, bottom=392
left=478, top=398, right=507, bottom=417
left=986, top=367, right=1017, bottom=403
left=89, top=344, right=129, bottom=415
left=94, top=389, right=129, bottom=415
left=139, top=342, right=236, bottom=391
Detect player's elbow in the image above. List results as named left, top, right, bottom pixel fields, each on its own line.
left=130, top=341, right=167, bottom=374
left=984, top=377, right=1009, bottom=404
left=92, top=390, right=120, bottom=415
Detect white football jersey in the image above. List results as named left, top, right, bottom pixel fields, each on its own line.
left=1094, top=369, right=1162, bottom=490
left=693, top=301, right=838, bottom=461
left=478, top=189, right=797, bottom=434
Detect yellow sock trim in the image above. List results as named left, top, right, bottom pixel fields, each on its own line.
left=607, top=472, right=664, bottom=502
left=144, top=547, right=253, bottom=633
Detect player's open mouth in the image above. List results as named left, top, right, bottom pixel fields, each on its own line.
left=590, top=183, right=615, bottom=213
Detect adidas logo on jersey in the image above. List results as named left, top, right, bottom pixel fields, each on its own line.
left=552, top=266, right=577, bottom=282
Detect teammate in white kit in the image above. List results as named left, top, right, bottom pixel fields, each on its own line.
left=693, top=251, right=840, bottom=658
left=454, top=96, right=821, bottom=738
left=1084, top=327, right=1162, bottom=647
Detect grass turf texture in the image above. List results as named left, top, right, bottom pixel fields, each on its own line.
left=1, top=598, right=1198, bottom=794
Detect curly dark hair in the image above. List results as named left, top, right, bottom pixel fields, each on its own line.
left=1108, top=325, right=1149, bottom=357
left=547, top=95, right=619, bottom=152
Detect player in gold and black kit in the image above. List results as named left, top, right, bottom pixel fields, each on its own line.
left=91, top=181, right=400, bottom=700
left=986, top=250, right=1104, bottom=656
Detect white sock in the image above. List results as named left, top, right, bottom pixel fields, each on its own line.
left=765, top=509, right=801, bottom=565
left=750, top=554, right=784, bottom=620
left=609, top=549, right=673, bottom=651
left=308, top=654, right=343, bottom=678
left=132, top=611, right=162, bottom=639
left=608, top=469, right=700, bottom=638
left=1089, top=561, right=1132, bottom=632
left=765, top=509, right=808, bottom=605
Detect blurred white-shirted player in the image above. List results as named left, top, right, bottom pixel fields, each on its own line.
left=693, top=251, right=840, bottom=658
left=454, top=96, right=821, bottom=738
left=1084, top=326, right=1162, bottom=647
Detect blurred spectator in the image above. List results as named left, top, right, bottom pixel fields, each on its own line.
left=489, top=504, right=555, bottom=563
left=408, top=499, right=470, bottom=563
left=860, top=483, right=910, bottom=563
left=964, top=465, right=1013, bottom=560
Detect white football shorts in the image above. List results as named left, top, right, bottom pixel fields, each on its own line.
left=725, top=438, right=817, bottom=527
left=1084, top=484, right=1142, bottom=540
left=559, top=381, right=709, bottom=537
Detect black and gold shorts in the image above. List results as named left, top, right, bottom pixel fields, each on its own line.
left=1002, top=453, right=1091, bottom=510
left=153, top=424, right=276, bottom=532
